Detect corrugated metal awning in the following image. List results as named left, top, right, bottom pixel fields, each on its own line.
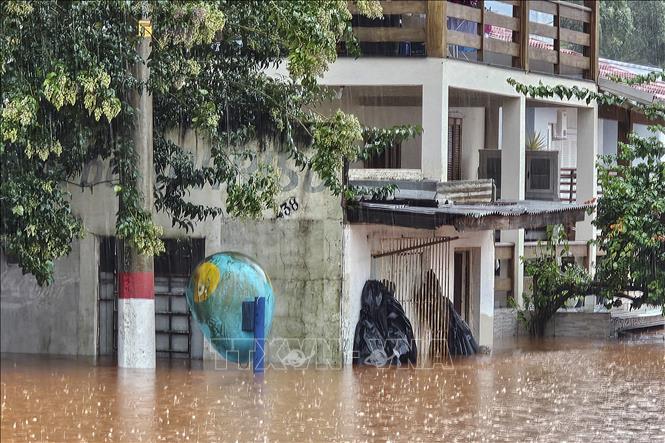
left=346, top=200, right=592, bottom=231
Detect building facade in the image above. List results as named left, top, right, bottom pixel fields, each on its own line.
left=4, top=1, right=662, bottom=364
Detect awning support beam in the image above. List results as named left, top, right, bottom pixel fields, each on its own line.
left=372, top=236, right=459, bottom=258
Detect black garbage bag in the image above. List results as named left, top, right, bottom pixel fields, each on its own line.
left=415, top=270, right=479, bottom=357
left=446, top=298, right=479, bottom=356
left=353, top=280, right=417, bottom=366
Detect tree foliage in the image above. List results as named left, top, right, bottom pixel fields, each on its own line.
left=595, top=127, right=665, bottom=310
left=509, top=73, right=665, bottom=317
left=600, top=0, right=665, bottom=67
left=511, top=226, right=592, bottom=337
left=1, top=1, right=416, bottom=284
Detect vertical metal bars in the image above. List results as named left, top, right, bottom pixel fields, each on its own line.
left=372, top=237, right=452, bottom=363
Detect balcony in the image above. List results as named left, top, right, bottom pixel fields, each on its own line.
left=344, top=0, right=599, bottom=80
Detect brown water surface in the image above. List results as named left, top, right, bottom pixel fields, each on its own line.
left=2, top=338, right=664, bottom=442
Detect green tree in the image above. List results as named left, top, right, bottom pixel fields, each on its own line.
left=600, top=0, right=665, bottom=67
left=1, top=1, right=416, bottom=284
left=512, top=226, right=592, bottom=337
left=594, top=127, right=665, bottom=310
left=508, top=73, right=665, bottom=330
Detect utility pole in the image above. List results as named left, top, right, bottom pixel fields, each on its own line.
left=117, top=17, right=155, bottom=369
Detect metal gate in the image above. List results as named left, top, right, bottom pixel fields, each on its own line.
left=154, top=239, right=205, bottom=359
left=98, top=237, right=118, bottom=356
left=97, top=237, right=205, bottom=359
left=372, top=237, right=454, bottom=362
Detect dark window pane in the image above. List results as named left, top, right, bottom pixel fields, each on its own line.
left=530, top=158, right=551, bottom=190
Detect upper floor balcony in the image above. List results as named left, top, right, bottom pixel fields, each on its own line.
left=344, top=0, right=599, bottom=81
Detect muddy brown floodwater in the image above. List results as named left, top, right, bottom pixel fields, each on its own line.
left=2, top=338, right=664, bottom=442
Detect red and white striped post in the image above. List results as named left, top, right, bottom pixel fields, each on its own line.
left=118, top=17, right=155, bottom=369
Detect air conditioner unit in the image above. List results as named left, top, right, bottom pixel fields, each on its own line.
left=478, top=149, right=560, bottom=201
left=554, top=110, right=568, bottom=140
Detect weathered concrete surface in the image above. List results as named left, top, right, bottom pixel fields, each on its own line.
left=117, top=299, right=156, bottom=368
left=3, top=131, right=343, bottom=361
left=494, top=308, right=520, bottom=339
left=1, top=240, right=93, bottom=355
left=493, top=308, right=613, bottom=339
left=217, top=206, right=343, bottom=365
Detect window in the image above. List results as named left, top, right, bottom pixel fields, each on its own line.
left=364, top=142, right=401, bottom=169
left=448, top=117, right=463, bottom=180
left=529, top=158, right=551, bottom=190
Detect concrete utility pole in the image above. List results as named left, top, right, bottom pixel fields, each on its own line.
left=118, top=17, right=155, bottom=369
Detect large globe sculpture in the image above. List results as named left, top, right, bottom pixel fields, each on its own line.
left=185, top=252, right=274, bottom=363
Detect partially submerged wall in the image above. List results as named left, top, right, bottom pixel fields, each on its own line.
left=493, top=309, right=612, bottom=340
left=2, top=129, right=344, bottom=362
left=1, top=237, right=98, bottom=355
left=216, top=155, right=343, bottom=365
left=493, top=308, right=520, bottom=339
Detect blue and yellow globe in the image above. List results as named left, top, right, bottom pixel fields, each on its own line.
left=185, top=252, right=274, bottom=363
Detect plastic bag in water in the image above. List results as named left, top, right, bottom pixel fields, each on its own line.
left=353, top=280, right=417, bottom=366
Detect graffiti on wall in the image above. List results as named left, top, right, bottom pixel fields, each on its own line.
left=76, top=151, right=327, bottom=194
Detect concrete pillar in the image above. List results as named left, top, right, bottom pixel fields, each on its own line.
left=118, top=18, right=155, bottom=369
left=500, top=96, right=526, bottom=307
left=422, top=75, right=448, bottom=181
left=484, top=102, right=501, bottom=150
left=576, top=106, right=598, bottom=311
left=77, top=236, right=98, bottom=355
left=478, top=230, right=495, bottom=349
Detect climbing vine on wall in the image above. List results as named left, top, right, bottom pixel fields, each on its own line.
left=1, top=1, right=419, bottom=285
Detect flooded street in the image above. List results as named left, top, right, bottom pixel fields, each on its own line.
left=2, top=338, right=664, bottom=442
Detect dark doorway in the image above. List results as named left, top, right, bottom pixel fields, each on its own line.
left=154, top=238, right=205, bottom=359
left=453, top=250, right=471, bottom=323
left=97, top=236, right=117, bottom=356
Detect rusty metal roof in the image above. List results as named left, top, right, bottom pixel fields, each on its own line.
left=346, top=200, right=593, bottom=231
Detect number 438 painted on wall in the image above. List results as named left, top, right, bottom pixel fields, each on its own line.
left=277, top=197, right=299, bottom=218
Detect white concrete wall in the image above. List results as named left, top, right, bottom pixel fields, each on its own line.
left=500, top=96, right=525, bottom=307
left=598, top=120, right=664, bottom=161
left=449, top=107, right=485, bottom=180
left=70, top=129, right=225, bottom=247
left=340, top=225, right=372, bottom=365
left=600, top=118, right=618, bottom=156
left=532, top=107, right=578, bottom=168
left=357, top=105, right=422, bottom=168
left=633, top=123, right=664, bottom=141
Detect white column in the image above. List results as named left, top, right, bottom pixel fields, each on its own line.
left=500, top=96, right=526, bottom=307
left=118, top=299, right=156, bottom=368
left=422, top=73, right=448, bottom=182
left=576, top=105, right=598, bottom=311
left=478, top=230, right=495, bottom=349
left=576, top=106, right=598, bottom=239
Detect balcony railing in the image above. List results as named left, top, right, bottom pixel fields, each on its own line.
left=560, top=167, right=606, bottom=204
left=346, top=0, right=599, bottom=80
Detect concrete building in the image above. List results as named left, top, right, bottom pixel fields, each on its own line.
left=2, top=1, right=662, bottom=364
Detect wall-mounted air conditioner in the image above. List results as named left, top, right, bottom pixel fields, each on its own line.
left=553, top=110, right=568, bottom=140
left=478, top=149, right=560, bottom=201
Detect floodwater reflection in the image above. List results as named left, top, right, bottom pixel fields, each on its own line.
left=1, top=338, right=664, bottom=442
